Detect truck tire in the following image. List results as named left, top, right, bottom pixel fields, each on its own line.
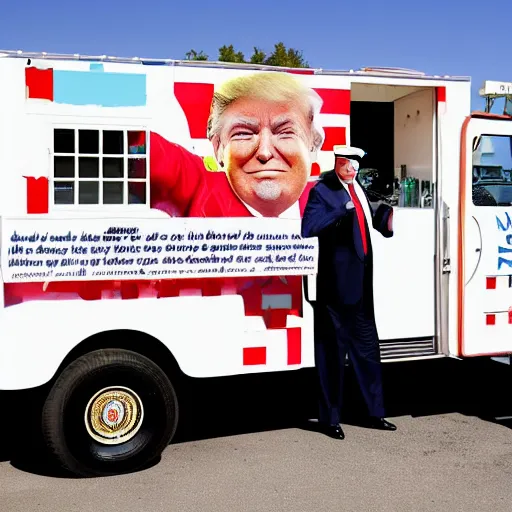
left=41, top=348, right=178, bottom=477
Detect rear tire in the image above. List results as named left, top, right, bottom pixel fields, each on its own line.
left=42, top=349, right=178, bottom=477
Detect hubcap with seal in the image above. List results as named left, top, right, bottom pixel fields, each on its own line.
left=84, top=386, right=144, bottom=445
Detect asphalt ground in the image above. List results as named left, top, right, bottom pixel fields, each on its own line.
left=0, top=357, right=510, bottom=511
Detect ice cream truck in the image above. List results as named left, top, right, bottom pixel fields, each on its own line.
left=0, top=49, right=511, bottom=477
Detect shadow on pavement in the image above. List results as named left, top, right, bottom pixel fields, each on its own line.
left=173, top=357, right=511, bottom=443
left=1, top=356, right=510, bottom=478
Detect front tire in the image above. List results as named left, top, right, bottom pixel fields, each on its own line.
left=42, top=349, right=178, bottom=477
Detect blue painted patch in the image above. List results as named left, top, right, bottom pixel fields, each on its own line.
left=53, top=70, right=146, bottom=107
left=89, top=63, right=104, bottom=71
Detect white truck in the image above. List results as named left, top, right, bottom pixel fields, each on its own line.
left=0, top=49, right=510, bottom=477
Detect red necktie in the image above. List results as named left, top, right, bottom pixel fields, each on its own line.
left=348, top=183, right=368, bottom=255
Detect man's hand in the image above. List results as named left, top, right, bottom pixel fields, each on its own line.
left=336, top=201, right=355, bottom=228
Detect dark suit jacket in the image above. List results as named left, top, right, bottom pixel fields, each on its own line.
left=301, top=170, right=393, bottom=306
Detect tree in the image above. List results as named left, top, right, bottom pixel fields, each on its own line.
left=249, top=47, right=266, bottom=65
left=185, top=49, right=208, bottom=61
left=183, top=43, right=309, bottom=68
left=218, top=45, right=245, bottom=63
left=263, top=42, right=309, bottom=68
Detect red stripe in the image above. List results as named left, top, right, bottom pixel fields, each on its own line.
left=310, top=162, right=320, bottom=177
left=156, top=279, right=181, bottom=298
left=25, top=176, right=49, bottom=214
left=486, top=276, right=496, bottom=289
left=321, top=127, right=346, bottom=151
left=243, top=346, right=266, bottom=365
left=25, top=67, right=53, bottom=101
left=287, top=327, right=301, bottom=365
left=436, top=86, right=446, bottom=103
left=314, top=88, right=351, bottom=115
left=120, top=281, right=139, bottom=300
left=286, top=69, right=315, bottom=75
left=508, top=308, right=512, bottom=324
left=201, top=279, right=223, bottom=296
left=174, top=82, right=214, bottom=139
left=486, top=314, right=496, bottom=325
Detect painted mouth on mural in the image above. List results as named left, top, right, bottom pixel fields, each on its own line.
left=247, top=170, right=287, bottom=178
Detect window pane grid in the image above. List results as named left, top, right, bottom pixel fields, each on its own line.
left=54, top=153, right=147, bottom=159
left=54, top=178, right=147, bottom=181
left=74, top=129, right=78, bottom=204
left=52, top=127, right=149, bottom=208
left=98, top=127, right=104, bottom=205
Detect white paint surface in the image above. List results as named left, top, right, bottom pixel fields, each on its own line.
left=3, top=54, right=507, bottom=391
left=462, top=117, right=512, bottom=356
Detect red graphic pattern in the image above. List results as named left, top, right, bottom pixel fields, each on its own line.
left=314, top=88, right=351, bottom=115
left=25, top=176, right=49, bottom=214
left=287, top=327, right=301, bottom=365
left=174, top=82, right=214, bottom=139
left=243, top=346, right=267, bottom=365
left=25, top=67, right=53, bottom=101
left=486, top=276, right=496, bottom=289
left=484, top=276, right=512, bottom=327
left=321, top=126, right=347, bottom=150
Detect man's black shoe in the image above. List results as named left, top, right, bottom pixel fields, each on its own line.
left=368, top=417, right=397, bottom=431
left=324, top=423, right=345, bottom=440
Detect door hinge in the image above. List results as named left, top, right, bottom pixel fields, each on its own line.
left=443, top=258, right=451, bottom=273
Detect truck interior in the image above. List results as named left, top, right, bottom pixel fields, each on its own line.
left=350, top=82, right=435, bottom=209
left=349, top=82, right=438, bottom=360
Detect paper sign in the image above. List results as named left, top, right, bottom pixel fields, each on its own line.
left=0, top=217, right=318, bottom=283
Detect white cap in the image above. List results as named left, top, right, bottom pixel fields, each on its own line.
left=333, top=145, right=366, bottom=162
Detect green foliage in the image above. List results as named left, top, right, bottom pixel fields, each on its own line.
left=184, top=43, right=309, bottom=68
left=263, top=43, right=309, bottom=68
left=249, top=47, right=266, bottom=65
left=218, top=45, right=245, bottom=63
left=184, top=49, right=208, bottom=61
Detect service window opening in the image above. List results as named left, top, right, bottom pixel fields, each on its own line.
left=350, top=83, right=435, bottom=208
left=349, top=83, right=437, bottom=348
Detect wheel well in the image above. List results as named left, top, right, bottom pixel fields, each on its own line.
left=54, top=330, right=186, bottom=390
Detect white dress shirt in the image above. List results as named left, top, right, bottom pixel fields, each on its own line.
left=337, top=176, right=373, bottom=225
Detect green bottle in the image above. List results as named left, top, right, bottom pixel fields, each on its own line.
left=405, top=177, right=412, bottom=207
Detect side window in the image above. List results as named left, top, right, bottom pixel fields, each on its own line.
left=52, top=128, right=149, bottom=207
left=472, top=135, right=512, bottom=207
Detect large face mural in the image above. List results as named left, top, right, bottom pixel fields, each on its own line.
left=7, top=64, right=351, bottom=323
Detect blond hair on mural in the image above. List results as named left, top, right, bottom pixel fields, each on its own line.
left=207, top=72, right=325, bottom=152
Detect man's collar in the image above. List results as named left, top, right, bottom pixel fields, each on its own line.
left=336, top=173, right=354, bottom=189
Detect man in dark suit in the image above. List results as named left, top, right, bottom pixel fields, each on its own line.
left=301, top=145, right=397, bottom=440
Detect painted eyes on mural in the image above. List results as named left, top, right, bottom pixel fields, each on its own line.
left=231, top=131, right=254, bottom=140
left=276, top=129, right=297, bottom=138
left=230, top=127, right=297, bottom=141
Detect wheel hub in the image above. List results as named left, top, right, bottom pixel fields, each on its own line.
left=85, top=387, right=144, bottom=445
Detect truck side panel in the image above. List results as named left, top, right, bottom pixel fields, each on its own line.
left=436, top=81, right=472, bottom=356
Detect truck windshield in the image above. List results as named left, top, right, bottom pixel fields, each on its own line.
left=472, top=135, right=512, bottom=207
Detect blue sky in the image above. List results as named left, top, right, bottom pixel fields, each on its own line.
left=0, top=0, right=510, bottom=112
